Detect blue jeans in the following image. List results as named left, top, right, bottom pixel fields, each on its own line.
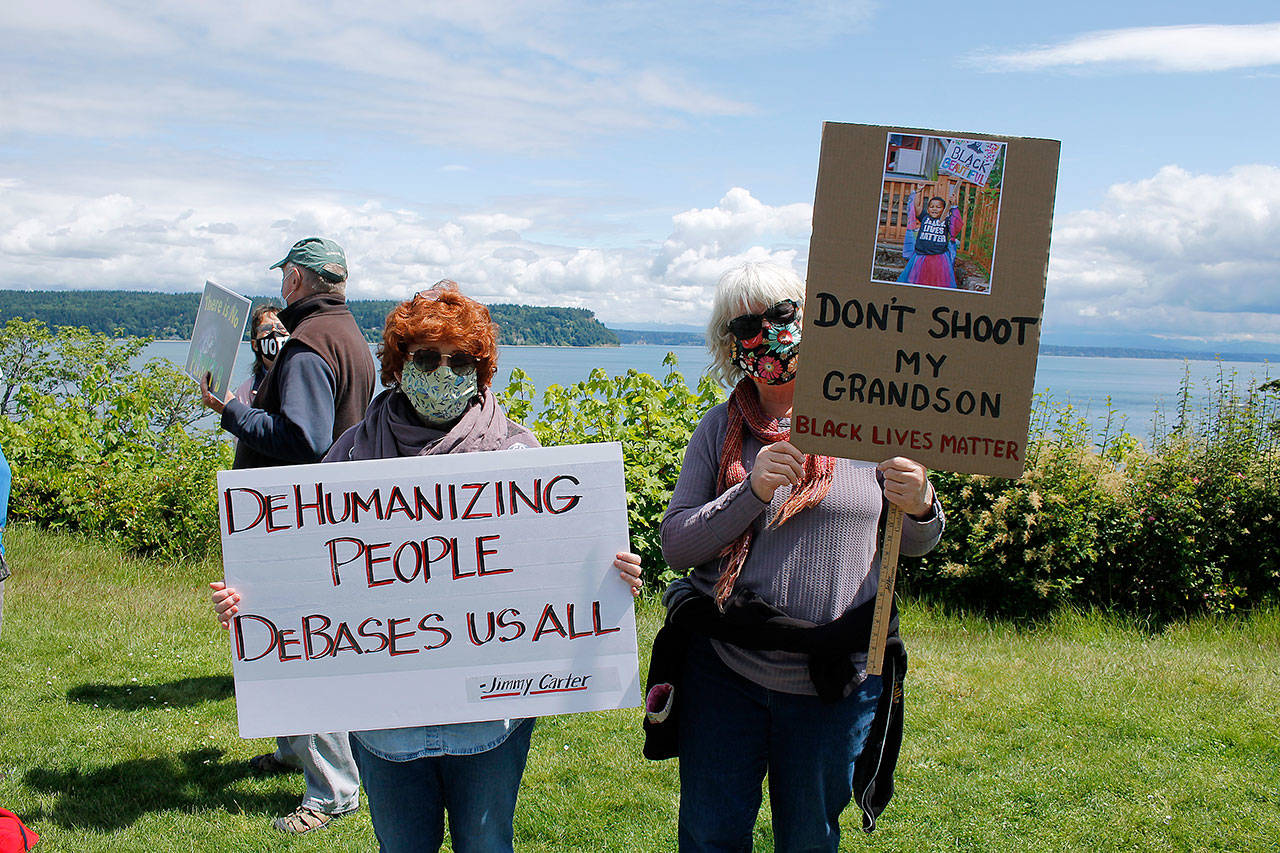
left=0, top=440, right=10, bottom=540
left=677, top=636, right=883, bottom=852
left=351, top=719, right=534, bottom=853
left=1, top=441, right=10, bottom=639
left=274, top=733, right=360, bottom=814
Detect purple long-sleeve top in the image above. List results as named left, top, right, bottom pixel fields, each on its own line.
left=660, top=401, right=944, bottom=694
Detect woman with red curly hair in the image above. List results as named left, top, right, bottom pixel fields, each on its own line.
left=327, top=280, right=509, bottom=459
left=216, top=281, right=642, bottom=852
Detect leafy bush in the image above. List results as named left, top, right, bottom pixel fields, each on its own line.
left=1106, top=368, right=1280, bottom=618
left=908, top=368, right=1280, bottom=622
left=499, top=353, right=724, bottom=588
left=499, top=354, right=1279, bottom=622
left=1, top=318, right=229, bottom=561
left=913, top=406, right=1134, bottom=618
left=4, top=314, right=1276, bottom=623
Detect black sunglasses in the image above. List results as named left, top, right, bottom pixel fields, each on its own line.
left=410, top=349, right=479, bottom=376
left=727, top=300, right=799, bottom=340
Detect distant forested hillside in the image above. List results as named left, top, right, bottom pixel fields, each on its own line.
left=611, top=328, right=704, bottom=346
left=0, top=290, right=205, bottom=338
left=346, top=301, right=618, bottom=346
left=0, top=290, right=619, bottom=346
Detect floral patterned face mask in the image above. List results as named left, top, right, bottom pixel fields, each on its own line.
left=400, top=361, right=479, bottom=425
left=732, top=317, right=801, bottom=385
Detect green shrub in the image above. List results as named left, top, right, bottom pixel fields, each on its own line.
left=1108, top=368, right=1280, bottom=617
left=497, top=357, right=1280, bottom=621
left=4, top=314, right=1277, bottom=622
left=912, top=403, right=1134, bottom=617
left=499, top=354, right=724, bottom=588
left=909, top=369, right=1280, bottom=622
left=0, top=319, right=229, bottom=561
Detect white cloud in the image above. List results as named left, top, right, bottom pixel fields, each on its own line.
left=982, top=22, right=1280, bottom=73
left=1046, top=164, right=1280, bottom=343
left=7, top=156, right=1279, bottom=346
left=652, top=187, right=811, bottom=276
left=0, top=177, right=811, bottom=324
left=0, top=1, right=762, bottom=150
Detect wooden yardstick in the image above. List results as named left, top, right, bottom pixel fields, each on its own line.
left=866, top=504, right=904, bottom=676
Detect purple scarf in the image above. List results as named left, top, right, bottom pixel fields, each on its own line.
left=328, top=388, right=537, bottom=463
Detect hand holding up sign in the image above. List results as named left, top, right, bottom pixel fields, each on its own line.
left=614, top=551, right=644, bottom=598
left=877, top=456, right=934, bottom=518
left=750, top=441, right=805, bottom=502
left=201, top=372, right=234, bottom=415
left=210, top=580, right=240, bottom=629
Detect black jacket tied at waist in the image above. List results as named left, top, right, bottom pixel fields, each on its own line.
left=643, top=578, right=906, bottom=832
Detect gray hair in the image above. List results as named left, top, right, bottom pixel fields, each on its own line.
left=705, top=261, right=805, bottom=388
left=291, top=263, right=347, bottom=296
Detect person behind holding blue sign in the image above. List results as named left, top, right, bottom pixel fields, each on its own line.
left=658, top=261, right=944, bottom=851
left=898, top=182, right=962, bottom=289
left=214, top=281, right=643, bottom=853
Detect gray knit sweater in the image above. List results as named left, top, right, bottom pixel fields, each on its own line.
left=660, top=401, right=945, bottom=695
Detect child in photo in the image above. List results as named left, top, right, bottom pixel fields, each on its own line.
left=898, top=183, right=962, bottom=289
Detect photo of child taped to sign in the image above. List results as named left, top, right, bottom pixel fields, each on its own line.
left=872, top=133, right=1005, bottom=293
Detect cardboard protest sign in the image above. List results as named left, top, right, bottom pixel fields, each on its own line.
left=217, top=443, right=641, bottom=738
left=793, top=122, right=1060, bottom=478
left=185, top=281, right=251, bottom=398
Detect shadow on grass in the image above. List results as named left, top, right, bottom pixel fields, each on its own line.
left=23, top=748, right=297, bottom=831
left=67, top=675, right=233, bottom=710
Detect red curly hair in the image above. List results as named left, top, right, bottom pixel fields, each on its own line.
left=379, top=280, right=499, bottom=389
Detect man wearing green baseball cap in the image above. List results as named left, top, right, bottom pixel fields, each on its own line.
left=202, top=236, right=375, bottom=834
left=269, top=236, right=349, bottom=285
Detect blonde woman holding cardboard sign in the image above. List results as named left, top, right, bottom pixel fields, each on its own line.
left=656, top=261, right=944, bottom=851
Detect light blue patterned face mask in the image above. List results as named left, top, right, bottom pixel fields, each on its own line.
left=400, top=361, right=479, bottom=425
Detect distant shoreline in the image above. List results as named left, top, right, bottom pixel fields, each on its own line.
left=1039, top=345, right=1278, bottom=364
left=149, top=337, right=1276, bottom=363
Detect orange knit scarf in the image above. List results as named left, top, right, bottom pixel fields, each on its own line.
left=713, top=380, right=836, bottom=607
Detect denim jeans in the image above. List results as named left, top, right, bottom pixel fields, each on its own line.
left=350, top=718, right=534, bottom=853
left=1, top=440, right=10, bottom=536
left=274, top=733, right=360, bottom=814
left=677, top=636, right=883, bottom=852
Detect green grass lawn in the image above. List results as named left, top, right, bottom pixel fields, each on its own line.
left=1, top=524, right=1278, bottom=851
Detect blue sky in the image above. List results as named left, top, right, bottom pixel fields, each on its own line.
left=2, top=1, right=1278, bottom=348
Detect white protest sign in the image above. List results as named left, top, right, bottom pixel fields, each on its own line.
left=939, top=138, right=1004, bottom=186
left=217, top=442, right=641, bottom=738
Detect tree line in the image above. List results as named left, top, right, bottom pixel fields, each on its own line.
left=0, top=290, right=620, bottom=346
left=611, top=328, right=704, bottom=346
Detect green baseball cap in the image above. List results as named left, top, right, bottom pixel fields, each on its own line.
left=269, top=237, right=348, bottom=282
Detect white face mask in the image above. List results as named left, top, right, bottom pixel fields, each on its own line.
left=400, top=361, right=479, bottom=425
left=281, top=267, right=302, bottom=305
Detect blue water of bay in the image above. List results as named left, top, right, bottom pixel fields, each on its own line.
left=146, top=341, right=1273, bottom=440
